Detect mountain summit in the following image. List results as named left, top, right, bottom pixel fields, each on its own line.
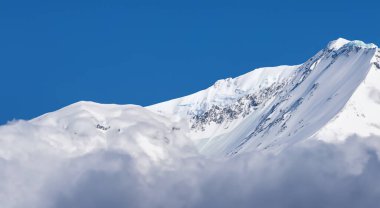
left=1, top=38, right=379, bottom=160
left=149, top=38, right=380, bottom=155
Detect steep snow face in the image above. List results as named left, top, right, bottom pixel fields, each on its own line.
left=0, top=102, right=194, bottom=168
left=149, top=38, right=379, bottom=156
left=233, top=40, right=378, bottom=154
left=148, top=65, right=299, bottom=147
left=313, top=48, right=380, bottom=142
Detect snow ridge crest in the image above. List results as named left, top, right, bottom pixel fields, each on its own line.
left=327, top=37, right=377, bottom=51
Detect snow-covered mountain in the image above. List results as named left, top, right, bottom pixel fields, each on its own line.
left=1, top=38, right=380, bottom=160
left=149, top=38, right=380, bottom=156
left=2, top=38, right=380, bottom=208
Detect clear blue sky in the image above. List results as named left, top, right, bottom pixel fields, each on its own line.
left=1, top=0, right=379, bottom=124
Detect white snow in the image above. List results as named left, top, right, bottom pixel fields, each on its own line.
left=0, top=102, right=194, bottom=171
left=313, top=52, right=380, bottom=142
left=147, top=65, right=299, bottom=143
left=1, top=38, right=380, bottom=208
left=0, top=38, right=379, bottom=159
left=327, top=38, right=351, bottom=50
left=149, top=38, right=380, bottom=155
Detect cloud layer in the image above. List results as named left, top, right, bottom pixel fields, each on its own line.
left=1, top=119, right=380, bottom=208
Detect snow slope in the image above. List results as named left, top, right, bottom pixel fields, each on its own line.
left=1, top=38, right=379, bottom=159
left=313, top=46, right=380, bottom=142
left=149, top=38, right=380, bottom=155
left=148, top=65, right=299, bottom=148
left=0, top=102, right=194, bottom=171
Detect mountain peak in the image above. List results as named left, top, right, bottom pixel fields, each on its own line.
left=327, top=38, right=350, bottom=50
left=3, top=37, right=380, bottom=159
left=327, top=38, right=377, bottom=51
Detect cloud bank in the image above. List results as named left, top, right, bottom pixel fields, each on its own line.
left=1, top=120, right=380, bottom=208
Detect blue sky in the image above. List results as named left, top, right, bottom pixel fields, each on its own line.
left=1, top=0, right=379, bottom=124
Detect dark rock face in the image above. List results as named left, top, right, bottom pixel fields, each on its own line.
left=375, top=50, right=380, bottom=69
left=188, top=43, right=331, bottom=132
left=96, top=124, right=110, bottom=131
left=375, top=62, right=380, bottom=69
left=190, top=82, right=287, bottom=131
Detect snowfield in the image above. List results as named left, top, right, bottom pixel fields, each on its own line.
left=1, top=38, right=380, bottom=208
left=149, top=38, right=380, bottom=155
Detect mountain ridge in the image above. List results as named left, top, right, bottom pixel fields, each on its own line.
left=149, top=38, right=380, bottom=155
left=1, top=38, right=379, bottom=160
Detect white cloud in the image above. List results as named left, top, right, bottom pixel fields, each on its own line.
left=1, top=120, right=380, bottom=208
